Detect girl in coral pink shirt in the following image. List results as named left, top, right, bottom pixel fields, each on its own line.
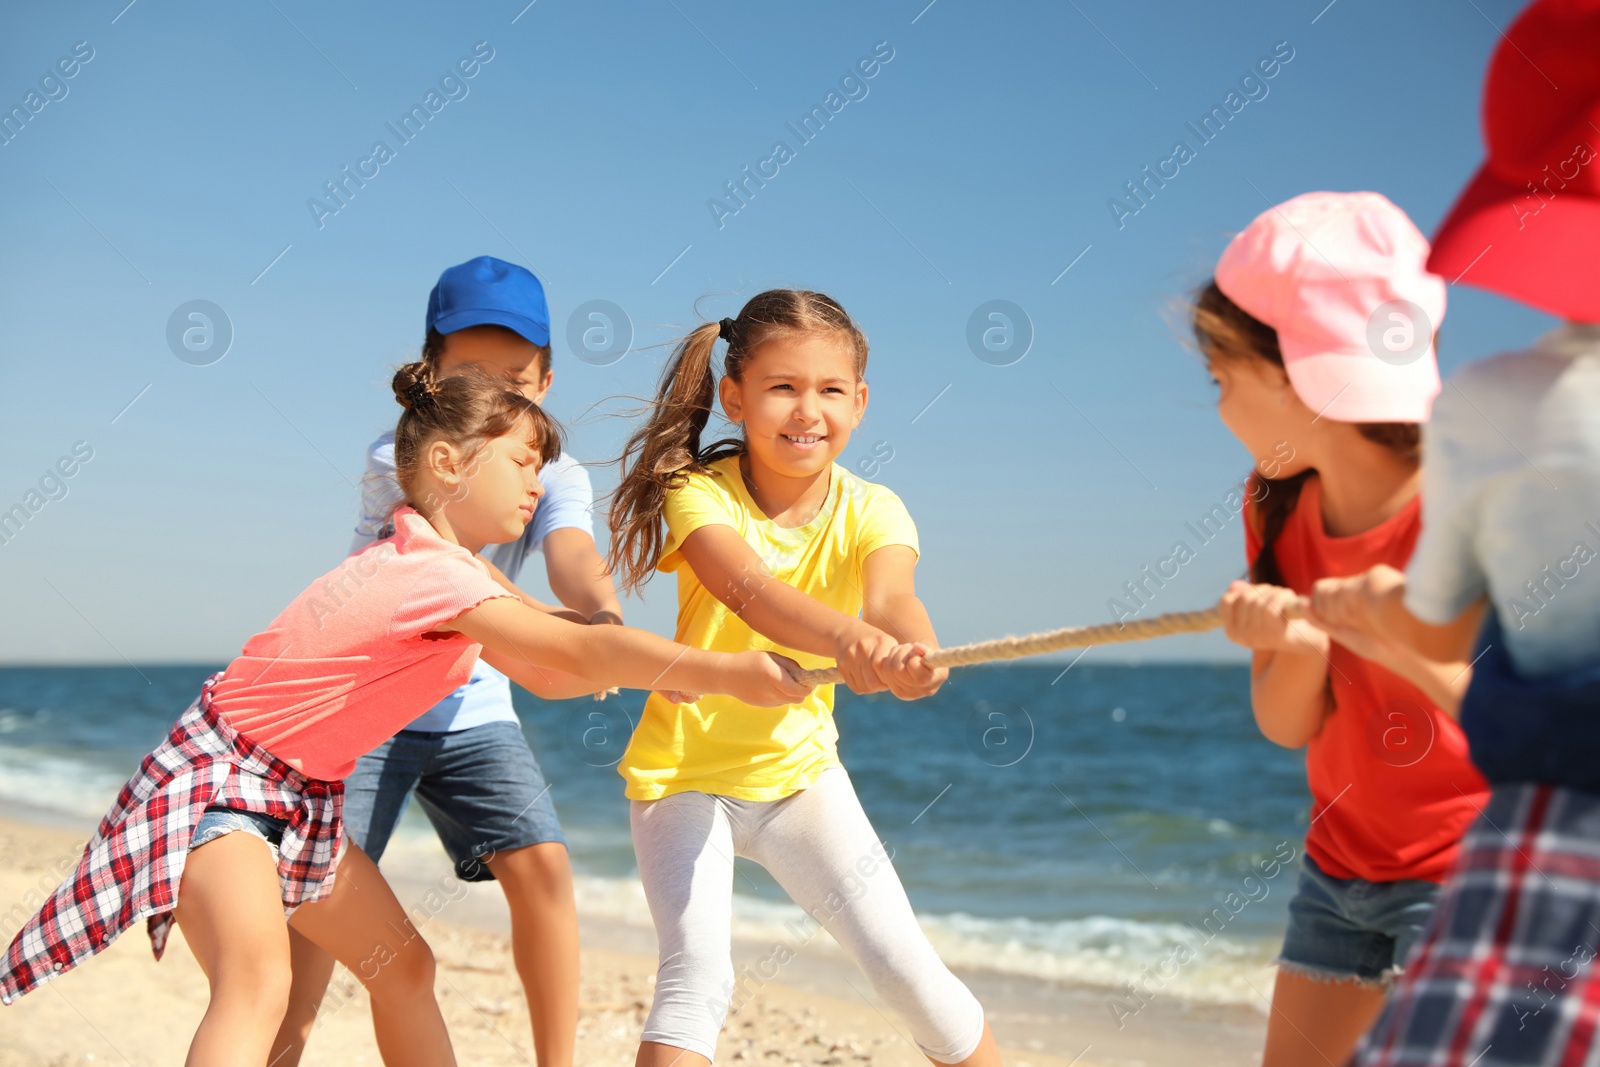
left=0, top=366, right=807, bottom=1066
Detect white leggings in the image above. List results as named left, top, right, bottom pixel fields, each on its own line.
left=629, top=766, right=985, bottom=1062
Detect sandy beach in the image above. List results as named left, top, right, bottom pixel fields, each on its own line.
left=0, top=813, right=1265, bottom=1065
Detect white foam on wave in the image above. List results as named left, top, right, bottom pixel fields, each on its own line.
left=565, top=872, right=1276, bottom=1008
left=0, top=743, right=130, bottom=821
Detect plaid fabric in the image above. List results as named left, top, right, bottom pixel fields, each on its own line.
left=0, top=674, right=343, bottom=1004
left=1353, top=784, right=1600, bottom=1067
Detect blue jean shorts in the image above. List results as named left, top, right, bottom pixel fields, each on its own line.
left=341, top=720, right=565, bottom=882
left=1278, top=854, right=1443, bottom=985
left=190, top=806, right=290, bottom=858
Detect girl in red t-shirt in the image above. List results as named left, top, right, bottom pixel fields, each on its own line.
left=1197, top=192, right=1489, bottom=1067
left=0, top=367, right=809, bottom=1064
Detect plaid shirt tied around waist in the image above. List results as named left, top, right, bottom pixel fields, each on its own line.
left=1, top=673, right=343, bottom=1004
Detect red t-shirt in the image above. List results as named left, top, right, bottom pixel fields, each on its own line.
left=1246, top=475, right=1488, bottom=884
left=210, top=507, right=518, bottom=780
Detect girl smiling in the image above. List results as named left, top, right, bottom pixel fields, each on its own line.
left=608, top=290, right=1001, bottom=1066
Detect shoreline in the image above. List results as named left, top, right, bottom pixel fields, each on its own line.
left=1, top=810, right=1266, bottom=1065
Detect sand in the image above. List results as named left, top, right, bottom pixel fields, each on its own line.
left=0, top=814, right=1264, bottom=1065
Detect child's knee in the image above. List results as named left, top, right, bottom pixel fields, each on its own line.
left=530, top=842, right=574, bottom=889
left=655, top=948, right=736, bottom=1033
left=216, top=953, right=294, bottom=1017
left=260, top=973, right=294, bottom=1023
left=499, top=841, right=574, bottom=902
left=388, top=938, right=437, bottom=992
left=358, top=934, right=437, bottom=1000
left=862, top=959, right=983, bottom=1060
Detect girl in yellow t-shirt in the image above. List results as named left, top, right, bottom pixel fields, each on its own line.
left=608, top=289, right=1002, bottom=1067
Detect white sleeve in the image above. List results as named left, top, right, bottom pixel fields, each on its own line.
left=1405, top=389, right=1488, bottom=624
left=349, top=435, right=404, bottom=557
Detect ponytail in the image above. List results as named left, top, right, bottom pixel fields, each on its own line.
left=607, top=323, right=744, bottom=593
left=1247, top=469, right=1312, bottom=587
left=607, top=288, right=869, bottom=594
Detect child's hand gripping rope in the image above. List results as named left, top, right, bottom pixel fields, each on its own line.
left=1219, top=580, right=1325, bottom=655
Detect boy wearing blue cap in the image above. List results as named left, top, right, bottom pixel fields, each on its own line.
left=275, top=256, right=617, bottom=1067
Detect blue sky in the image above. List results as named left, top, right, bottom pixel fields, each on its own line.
left=0, top=0, right=1555, bottom=665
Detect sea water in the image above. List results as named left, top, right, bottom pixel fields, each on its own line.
left=0, top=662, right=1309, bottom=1007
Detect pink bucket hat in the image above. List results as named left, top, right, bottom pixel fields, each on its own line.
left=1214, top=191, right=1446, bottom=423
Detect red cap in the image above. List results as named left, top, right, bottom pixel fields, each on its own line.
left=1428, top=0, right=1600, bottom=321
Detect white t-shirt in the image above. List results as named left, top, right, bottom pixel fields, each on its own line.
left=350, top=432, right=597, bottom=731
left=1406, top=324, right=1600, bottom=677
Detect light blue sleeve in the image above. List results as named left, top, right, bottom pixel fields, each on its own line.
left=349, top=432, right=403, bottom=557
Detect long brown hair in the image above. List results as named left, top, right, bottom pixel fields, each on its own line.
left=389, top=361, right=562, bottom=512
left=606, top=289, right=869, bottom=594
left=1192, top=280, right=1421, bottom=588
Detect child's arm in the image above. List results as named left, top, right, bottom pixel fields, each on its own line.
left=1312, top=564, right=1485, bottom=662
left=542, top=528, right=626, bottom=625
left=1312, top=625, right=1474, bottom=718
left=477, top=648, right=608, bottom=700
left=478, top=555, right=588, bottom=624
left=1309, top=565, right=1486, bottom=718
left=676, top=525, right=902, bottom=695
left=1218, top=581, right=1333, bottom=748
left=861, top=545, right=948, bottom=700
left=469, top=560, right=619, bottom=697
left=440, top=597, right=811, bottom=708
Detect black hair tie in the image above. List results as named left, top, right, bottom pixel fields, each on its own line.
left=404, top=380, right=433, bottom=408
left=718, top=317, right=737, bottom=342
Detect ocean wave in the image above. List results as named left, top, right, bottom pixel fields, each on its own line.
left=0, top=743, right=132, bottom=820
left=563, top=868, right=1276, bottom=1009
left=307, top=816, right=1285, bottom=1009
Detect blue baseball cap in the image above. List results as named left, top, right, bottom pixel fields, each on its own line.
left=425, top=256, right=550, bottom=346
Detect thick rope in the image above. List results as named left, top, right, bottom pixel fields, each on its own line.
left=790, top=600, right=1308, bottom=687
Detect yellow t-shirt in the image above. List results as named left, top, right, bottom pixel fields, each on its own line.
left=619, top=455, right=919, bottom=801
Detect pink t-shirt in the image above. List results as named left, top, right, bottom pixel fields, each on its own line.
left=210, top=507, right=517, bottom=780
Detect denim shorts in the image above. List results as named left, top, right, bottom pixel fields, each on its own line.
left=1278, top=854, right=1443, bottom=985
left=341, top=719, right=565, bottom=882
left=189, top=806, right=290, bottom=858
